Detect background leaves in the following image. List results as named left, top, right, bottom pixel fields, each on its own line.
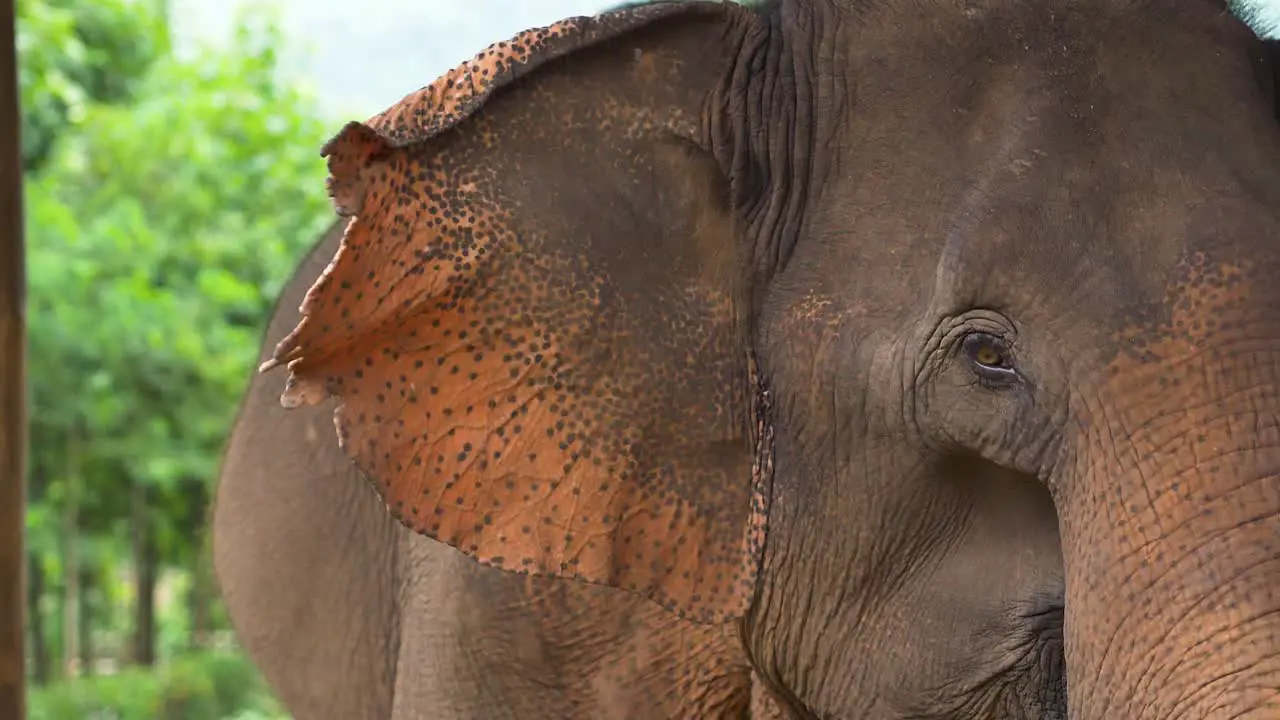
left=20, top=0, right=332, bottom=714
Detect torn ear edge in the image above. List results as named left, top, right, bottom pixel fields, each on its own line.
left=318, top=1, right=747, bottom=172
left=261, top=0, right=759, bottom=377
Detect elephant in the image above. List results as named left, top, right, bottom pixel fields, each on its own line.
left=213, top=218, right=778, bottom=719
left=212, top=0, right=1280, bottom=718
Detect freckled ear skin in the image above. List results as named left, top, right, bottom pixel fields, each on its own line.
left=262, top=2, right=769, bottom=624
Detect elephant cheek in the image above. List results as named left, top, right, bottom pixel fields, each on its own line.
left=1054, top=350, right=1280, bottom=720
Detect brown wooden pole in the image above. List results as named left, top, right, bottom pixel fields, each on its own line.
left=0, top=0, right=26, bottom=714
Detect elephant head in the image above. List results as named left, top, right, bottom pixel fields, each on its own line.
left=261, top=0, right=1280, bottom=716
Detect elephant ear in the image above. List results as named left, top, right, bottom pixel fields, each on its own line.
left=262, top=1, right=770, bottom=623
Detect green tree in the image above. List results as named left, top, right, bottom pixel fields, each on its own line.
left=22, top=0, right=333, bottom=700
left=16, top=0, right=169, bottom=173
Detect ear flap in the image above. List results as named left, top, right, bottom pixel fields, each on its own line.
left=262, top=2, right=769, bottom=623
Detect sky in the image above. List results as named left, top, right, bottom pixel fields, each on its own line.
left=169, top=0, right=1280, bottom=120
left=170, top=0, right=613, bottom=117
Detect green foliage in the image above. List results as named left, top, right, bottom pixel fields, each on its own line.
left=27, top=9, right=333, bottom=518
left=16, top=0, right=170, bottom=172
left=20, top=0, right=334, bottom=703
left=28, top=651, right=287, bottom=720
left=26, top=2, right=332, bottom=551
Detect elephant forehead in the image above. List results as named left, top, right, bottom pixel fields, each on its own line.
left=789, top=4, right=1275, bottom=329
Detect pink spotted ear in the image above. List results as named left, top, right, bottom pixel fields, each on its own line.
left=262, top=2, right=771, bottom=623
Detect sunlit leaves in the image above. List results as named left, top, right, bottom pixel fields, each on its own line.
left=16, top=0, right=170, bottom=171
left=22, top=0, right=334, bottom=668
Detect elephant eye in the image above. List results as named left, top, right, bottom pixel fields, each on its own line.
left=961, top=332, right=1020, bottom=383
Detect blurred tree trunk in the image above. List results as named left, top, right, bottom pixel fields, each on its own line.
left=60, top=430, right=80, bottom=678
left=188, top=539, right=211, bottom=649
left=131, top=480, right=156, bottom=666
left=0, top=2, right=23, bottom=714
left=77, top=567, right=93, bottom=676
left=187, top=482, right=212, bottom=650
left=26, top=463, right=48, bottom=686
left=26, top=551, right=47, bottom=685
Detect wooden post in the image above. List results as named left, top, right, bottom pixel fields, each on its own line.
left=0, top=0, right=26, bottom=715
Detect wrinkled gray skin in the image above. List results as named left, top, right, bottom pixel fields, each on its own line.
left=213, top=0, right=1280, bottom=718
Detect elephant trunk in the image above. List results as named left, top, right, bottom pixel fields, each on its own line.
left=1061, top=347, right=1280, bottom=719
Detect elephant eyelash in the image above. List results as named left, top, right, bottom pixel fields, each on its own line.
left=971, top=366, right=1023, bottom=390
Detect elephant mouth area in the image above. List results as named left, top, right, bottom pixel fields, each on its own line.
left=956, top=595, right=1067, bottom=719
left=1017, top=595, right=1065, bottom=638
left=1004, top=595, right=1067, bottom=715
left=885, top=593, right=1067, bottom=719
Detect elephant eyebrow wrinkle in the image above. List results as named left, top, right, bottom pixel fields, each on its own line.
left=933, top=100, right=1045, bottom=302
